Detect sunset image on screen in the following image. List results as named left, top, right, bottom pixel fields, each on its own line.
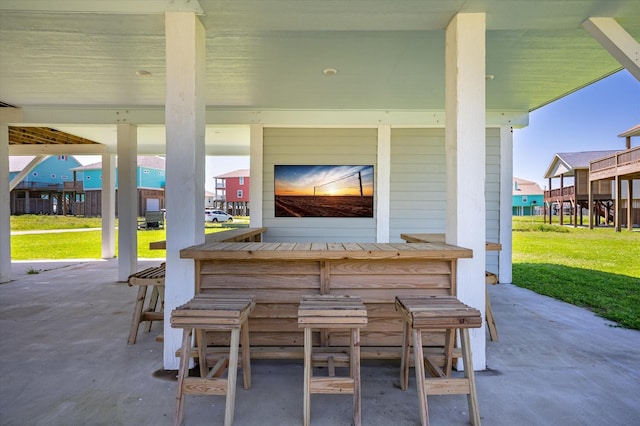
left=274, top=165, right=374, bottom=217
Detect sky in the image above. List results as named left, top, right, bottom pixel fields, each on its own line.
left=513, top=69, right=640, bottom=189
left=274, top=165, right=374, bottom=196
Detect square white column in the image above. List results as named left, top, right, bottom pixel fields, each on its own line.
left=0, top=124, right=10, bottom=283
left=101, top=153, right=116, bottom=259
left=499, top=126, right=513, bottom=284
left=163, top=11, right=206, bottom=370
left=117, top=124, right=138, bottom=281
left=445, top=13, right=487, bottom=370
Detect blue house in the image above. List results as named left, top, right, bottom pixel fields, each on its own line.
left=512, top=177, right=544, bottom=216
left=9, top=155, right=82, bottom=214
left=72, top=156, right=166, bottom=216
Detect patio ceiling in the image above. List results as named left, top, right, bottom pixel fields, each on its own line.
left=1, top=0, right=639, bottom=155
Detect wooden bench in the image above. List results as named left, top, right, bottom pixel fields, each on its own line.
left=171, top=295, right=255, bottom=426
left=396, top=295, right=482, bottom=426
left=149, top=227, right=267, bottom=250
left=127, top=264, right=165, bottom=344
left=298, top=295, right=368, bottom=426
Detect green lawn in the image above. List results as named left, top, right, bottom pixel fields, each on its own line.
left=9, top=215, right=640, bottom=330
left=10, top=215, right=250, bottom=260
left=512, top=216, right=640, bottom=330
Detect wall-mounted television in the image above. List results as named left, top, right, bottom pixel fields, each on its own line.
left=274, top=165, right=374, bottom=218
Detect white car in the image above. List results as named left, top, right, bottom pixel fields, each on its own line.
left=205, top=209, right=233, bottom=223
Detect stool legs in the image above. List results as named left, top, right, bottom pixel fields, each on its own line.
left=351, top=328, right=362, bottom=426
left=175, top=329, right=192, bottom=426
left=303, top=327, right=312, bottom=426
left=406, top=328, right=481, bottom=426
left=128, top=286, right=147, bottom=344
left=400, top=320, right=411, bottom=391
left=412, top=329, right=429, bottom=426
left=302, top=326, right=362, bottom=426
left=174, top=326, right=249, bottom=426
left=460, top=329, right=481, bottom=426
left=241, top=322, right=252, bottom=389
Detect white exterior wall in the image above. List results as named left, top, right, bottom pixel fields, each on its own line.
left=389, top=128, right=447, bottom=241
left=262, top=128, right=378, bottom=242
left=486, top=128, right=501, bottom=275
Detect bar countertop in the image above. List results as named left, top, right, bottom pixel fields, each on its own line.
left=180, top=241, right=473, bottom=261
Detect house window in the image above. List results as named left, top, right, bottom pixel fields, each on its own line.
left=237, top=190, right=243, bottom=198
left=143, top=169, right=150, bottom=174
left=522, top=196, right=528, bottom=204
left=50, top=173, right=56, bottom=179
left=239, top=177, right=244, bottom=185
left=32, top=172, right=38, bottom=177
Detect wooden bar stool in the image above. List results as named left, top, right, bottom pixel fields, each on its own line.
left=127, top=264, right=165, bottom=344
left=170, top=295, right=256, bottom=426
left=298, top=295, right=368, bottom=426
left=485, top=271, right=499, bottom=341
left=395, top=296, right=482, bottom=426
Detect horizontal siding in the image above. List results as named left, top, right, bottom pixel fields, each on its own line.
left=389, top=128, right=446, bottom=241
left=486, top=128, right=501, bottom=274
left=263, top=128, right=378, bottom=242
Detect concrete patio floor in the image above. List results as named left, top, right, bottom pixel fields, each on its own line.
left=1, top=259, right=639, bottom=426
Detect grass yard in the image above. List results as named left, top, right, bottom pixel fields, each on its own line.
left=10, top=215, right=250, bottom=260
left=9, top=215, right=639, bottom=330
left=512, top=216, right=640, bottom=330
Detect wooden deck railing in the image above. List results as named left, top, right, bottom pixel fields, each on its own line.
left=63, top=181, right=84, bottom=191
left=544, top=186, right=574, bottom=200
left=590, top=146, right=640, bottom=181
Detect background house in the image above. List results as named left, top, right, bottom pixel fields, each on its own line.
left=213, top=169, right=250, bottom=216
left=9, top=155, right=82, bottom=215
left=512, top=177, right=543, bottom=216
left=544, top=149, right=639, bottom=227
left=71, top=156, right=166, bottom=217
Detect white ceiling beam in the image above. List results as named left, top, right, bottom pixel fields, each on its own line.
left=7, top=107, right=529, bottom=128
left=9, top=144, right=109, bottom=156
left=582, top=17, right=640, bottom=81
left=0, top=0, right=203, bottom=14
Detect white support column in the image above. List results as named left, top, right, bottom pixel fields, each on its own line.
left=445, top=13, right=486, bottom=369
left=0, top=125, right=11, bottom=283
left=117, top=124, right=138, bottom=281
left=101, top=153, right=116, bottom=258
left=582, top=17, right=640, bottom=81
left=163, top=11, right=206, bottom=370
left=377, top=125, right=391, bottom=243
left=499, top=125, right=513, bottom=284
left=249, top=124, right=264, bottom=228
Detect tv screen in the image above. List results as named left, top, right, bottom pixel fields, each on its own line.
left=274, top=165, right=374, bottom=218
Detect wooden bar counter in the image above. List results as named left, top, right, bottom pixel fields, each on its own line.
left=180, top=240, right=472, bottom=361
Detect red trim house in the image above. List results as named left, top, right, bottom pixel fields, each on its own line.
left=213, top=169, right=250, bottom=216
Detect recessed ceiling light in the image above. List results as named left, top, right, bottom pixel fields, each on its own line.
left=136, top=70, right=152, bottom=77
left=323, top=68, right=338, bottom=76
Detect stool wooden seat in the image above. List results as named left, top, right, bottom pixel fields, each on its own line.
left=171, top=295, right=256, bottom=426
left=298, top=295, right=368, bottom=426
left=127, top=264, right=165, bottom=344
left=395, top=295, right=482, bottom=426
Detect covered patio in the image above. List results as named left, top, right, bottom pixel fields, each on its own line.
left=1, top=259, right=639, bottom=425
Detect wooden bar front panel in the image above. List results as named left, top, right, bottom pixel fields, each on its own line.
left=196, top=257, right=454, bottom=352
